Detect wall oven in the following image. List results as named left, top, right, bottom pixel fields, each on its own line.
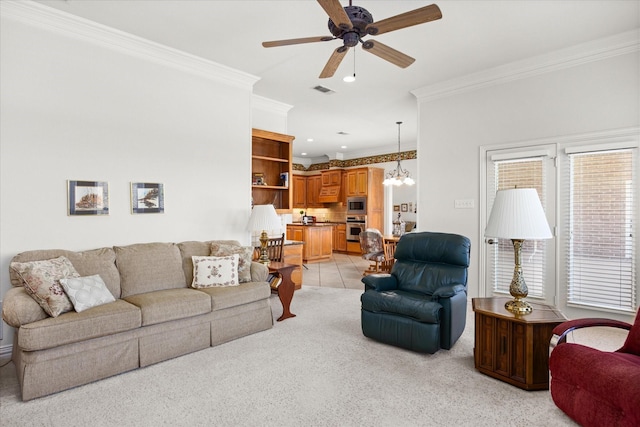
left=347, top=197, right=367, bottom=215
left=346, top=215, right=367, bottom=242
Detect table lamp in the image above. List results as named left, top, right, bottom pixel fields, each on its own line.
left=485, top=188, right=552, bottom=314
left=247, top=204, right=281, bottom=265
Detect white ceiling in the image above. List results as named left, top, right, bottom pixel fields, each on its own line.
left=35, top=0, right=640, bottom=159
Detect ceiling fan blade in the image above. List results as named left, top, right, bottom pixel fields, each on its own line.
left=362, top=40, right=415, bottom=68
left=262, top=36, right=334, bottom=48
left=319, top=47, right=349, bottom=78
left=366, top=4, right=442, bottom=36
left=317, top=0, right=353, bottom=30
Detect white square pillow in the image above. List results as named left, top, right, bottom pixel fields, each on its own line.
left=59, top=274, right=116, bottom=312
left=191, top=254, right=239, bottom=288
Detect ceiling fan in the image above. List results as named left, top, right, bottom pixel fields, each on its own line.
left=262, top=0, right=442, bottom=79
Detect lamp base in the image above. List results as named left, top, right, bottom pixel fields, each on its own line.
left=505, top=298, right=533, bottom=315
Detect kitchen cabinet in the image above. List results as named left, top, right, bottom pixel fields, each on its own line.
left=345, top=168, right=368, bottom=197
left=286, top=225, right=333, bottom=262
left=292, top=175, right=307, bottom=209
left=321, top=170, right=342, bottom=186
left=333, top=223, right=347, bottom=252
left=251, top=128, right=294, bottom=213
left=305, top=175, right=322, bottom=208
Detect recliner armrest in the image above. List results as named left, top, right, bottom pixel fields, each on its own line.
left=431, top=284, right=466, bottom=300
left=549, top=318, right=631, bottom=349
left=362, top=274, right=398, bottom=292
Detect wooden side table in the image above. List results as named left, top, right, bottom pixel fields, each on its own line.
left=472, top=297, right=566, bottom=390
left=268, top=261, right=297, bottom=322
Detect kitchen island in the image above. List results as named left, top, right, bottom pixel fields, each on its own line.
left=286, top=223, right=333, bottom=263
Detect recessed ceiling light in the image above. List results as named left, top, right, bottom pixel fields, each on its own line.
left=307, top=138, right=314, bottom=142
left=341, top=145, right=347, bottom=149
left=301, top=152, right=307, bottom=156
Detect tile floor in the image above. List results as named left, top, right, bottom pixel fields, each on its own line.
left=300, top=253, right=372, bottom=289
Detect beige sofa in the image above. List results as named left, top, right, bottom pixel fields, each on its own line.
left=1, top=240, right=273, bottom=401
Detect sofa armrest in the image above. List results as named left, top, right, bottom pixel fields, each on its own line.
left=2, top=286, right=48, bottom=328
left=550, top=318, right=632, bottom=349
left=362, top=274, right=398, bottom=292
left=250, top=261, right=268, bottom=282
left=431, top=284, right=466, bottom=300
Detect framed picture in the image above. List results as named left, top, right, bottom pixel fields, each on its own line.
left=401, top=203, right=408, bottom=212
left=68, top=180, right=109, bottom=216
left=131, top=182, right=164, bottom=214
left=394, top=205, right=400, bottom=212
left=252, top=173, right=265, bottom=186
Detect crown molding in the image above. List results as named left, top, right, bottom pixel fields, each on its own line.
left=0, top=0, right=259, bottom=89
left=412, top=29, right=640, bottom=103
left=252, top=95, right=293, bottom=116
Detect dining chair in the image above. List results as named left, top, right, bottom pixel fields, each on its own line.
left=266, top=233, right=285, bottom=262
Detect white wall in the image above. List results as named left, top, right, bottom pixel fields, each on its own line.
left=415, top=46, right=639, bottom=298
left=0, top=8, right=270, bottom=350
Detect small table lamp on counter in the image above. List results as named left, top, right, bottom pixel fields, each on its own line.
left=247, top=204, right=281, bottom=265
left=484, top=188, right=552, bottom=315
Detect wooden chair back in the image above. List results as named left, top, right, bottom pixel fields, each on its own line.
left=266, top=233, right=285, bottom=262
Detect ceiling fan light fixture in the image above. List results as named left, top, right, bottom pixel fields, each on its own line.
left=384, top=121, right=414, bottom=187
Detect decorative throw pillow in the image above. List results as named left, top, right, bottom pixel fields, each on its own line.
left=10, top=256, right=80, bottom=317
left=191, top=254, right=239, bottom=288
left=59, top=274, right=116, bottom=313
left=210, top=243, right=254, bottom=283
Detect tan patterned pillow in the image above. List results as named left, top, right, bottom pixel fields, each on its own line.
left=10, top=256, right=80, bottom=317
left=210, top=243, right=253, bottom=283
left=191, top=255, right=239, bottom=288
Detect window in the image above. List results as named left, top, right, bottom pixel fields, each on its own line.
left=487, top=156, right=549, bottom=298
left=565, top=148, right=637, bottom=312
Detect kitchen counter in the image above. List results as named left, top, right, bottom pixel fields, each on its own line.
left=286, top=224, right=333, bottom=262
left=290, top=221, right=346, bottom=226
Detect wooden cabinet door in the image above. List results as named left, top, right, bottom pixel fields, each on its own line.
left=287, top=226, right=304, bottom=243
left=346, top=168, right=368, bottom=197
left=321, top=170, right=342, bottom=186
left=306, top=175, right=322, bottom=207
left=292, top=175, right=307, bottom=208
left=355, top=169, right=368, bottom=195
left=346, top=170, right=358, bottom=197
left=321, top=227, right=333, bottom=256
left=335, top=224, right=347, bottom=251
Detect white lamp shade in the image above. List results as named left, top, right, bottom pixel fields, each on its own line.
left=247, top=204, right=281, bottom=233
left=485, top=188, right=552, bottom=240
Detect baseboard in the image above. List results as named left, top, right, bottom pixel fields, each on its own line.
left=0, top=344, right=13, bottom=359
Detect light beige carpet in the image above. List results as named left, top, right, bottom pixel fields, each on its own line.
left=0, top=287, right=628, bottom=426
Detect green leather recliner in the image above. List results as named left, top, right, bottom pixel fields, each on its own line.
left=361, top=231, right=471, bottom=353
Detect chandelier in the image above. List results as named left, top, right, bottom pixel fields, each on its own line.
left=383, top=121, right=415, bottom=186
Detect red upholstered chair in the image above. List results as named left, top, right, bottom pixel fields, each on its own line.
left=548, top=308, right=640, bottom=427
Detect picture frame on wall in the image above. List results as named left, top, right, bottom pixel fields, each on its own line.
left=401, top=203, right=408, bottom=212
left=131, top=182, right=164, bottom=214
left=394, top=205, right=400, bottom=212
left=68, top=180, right=109, bottom=216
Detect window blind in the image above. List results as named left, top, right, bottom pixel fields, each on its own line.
left=488, top=157, right=547, bottom=297
left=565, top=149, right=637, bottom=312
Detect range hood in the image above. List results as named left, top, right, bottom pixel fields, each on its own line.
left=317, top=185, right=341, bottom=203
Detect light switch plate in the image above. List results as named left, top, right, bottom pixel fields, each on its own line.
left=454, top=199, right=475, bottom=209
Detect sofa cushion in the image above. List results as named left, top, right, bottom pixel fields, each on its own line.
left=196, top=281, right=271, bottom=311
left=115, top=242, right=186, bottom=298
left=17, top=300, right=141, bottom=352
left=361, top=289, right=442, bottom=323
left=177, top=240, right=242, bottom=285
left=192, top=255, right=239, bottom=288
left=210, top=243, right=254, bottom=283
left=10, top=256, right=79, bottom=317
left=59, top=275, right=116, bottom=312
left=123, top=288, right=212, bottom=326
left=10, top=247, right=121, bottom=298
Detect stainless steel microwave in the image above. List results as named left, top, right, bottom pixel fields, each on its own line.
left=347, top=197, right=366, bottom=214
